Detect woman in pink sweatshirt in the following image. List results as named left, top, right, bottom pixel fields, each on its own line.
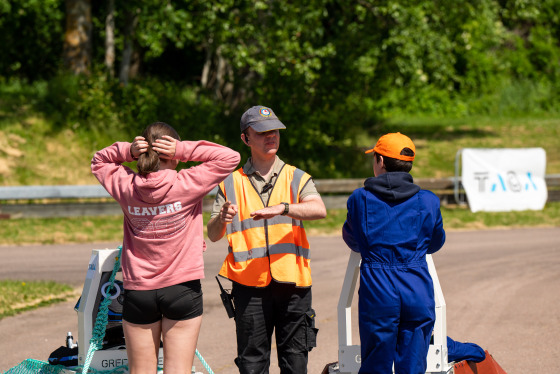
left=91, top=122, right=240, bottom=374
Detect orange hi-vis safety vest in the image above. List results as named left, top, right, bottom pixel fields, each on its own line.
left=218, top=164, right=313, bottom=287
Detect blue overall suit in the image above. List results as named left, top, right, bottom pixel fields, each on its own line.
left=343, top=172, right=445, bottom=374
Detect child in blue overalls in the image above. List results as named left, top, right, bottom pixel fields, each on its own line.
left=343, top=132, right=446, bottom=374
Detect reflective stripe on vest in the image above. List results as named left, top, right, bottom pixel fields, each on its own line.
left=218, top=165, right=312, bottom=287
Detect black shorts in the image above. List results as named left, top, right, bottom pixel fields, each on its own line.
left=122, top=280, right=203, bottom=324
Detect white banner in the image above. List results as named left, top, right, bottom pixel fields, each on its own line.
left=461, top=148, right=547, bottom=212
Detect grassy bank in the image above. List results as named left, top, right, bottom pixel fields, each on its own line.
left=1, top=95, right=560, bottom=185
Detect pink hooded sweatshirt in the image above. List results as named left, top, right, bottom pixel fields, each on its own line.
left=91, top=140, right=240, bottom=290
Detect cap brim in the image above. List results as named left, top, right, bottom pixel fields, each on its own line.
left=248, top=119, right=286, bottom=132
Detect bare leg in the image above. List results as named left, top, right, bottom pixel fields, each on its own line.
left=123, top=320, right=161, bottom=374
left=161, top=316, right=203, bottom=374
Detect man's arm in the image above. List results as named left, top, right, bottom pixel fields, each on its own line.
left=250, top=195, right=326, bottom=221
left=207, top=201, right=238, bottom=242
left=207, top=215, right=226, bottom=242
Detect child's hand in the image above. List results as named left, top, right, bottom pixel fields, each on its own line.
left=131, top=136, right=149, bottom=159
left=152, top=135, right=177, bottom=159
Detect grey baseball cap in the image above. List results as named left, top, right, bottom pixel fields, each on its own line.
left=240, top=105, right=286, bottom=133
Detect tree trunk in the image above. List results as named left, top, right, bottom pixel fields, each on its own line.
left=119, top=8, right=139, bottom=85
left=201, top=43, right=213, bottom=89
left=63, top=0, right=92, bottom=75
left=215, top=47, right=226, bottom=99
left=104, top=0, right=115, bottom=76
left=129, top=47, right=142, bottom=79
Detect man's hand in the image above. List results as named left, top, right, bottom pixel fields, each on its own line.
left=152, top=135, right=177, bottom=159
left=219, top=201, right=238, bottom=223
left=207, top=200, right=238, bottom=242
left=130, top=136, right=149, bottom=159
left=250, top=204, right=285, bottom=221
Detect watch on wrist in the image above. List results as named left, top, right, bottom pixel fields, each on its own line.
left=281, top=202, right=290, bottom=216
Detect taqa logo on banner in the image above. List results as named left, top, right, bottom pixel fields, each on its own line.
left=461, top=148, right=547, bottom=212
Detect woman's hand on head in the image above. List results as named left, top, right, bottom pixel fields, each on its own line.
left=131, top=136, right=148, bottom=159
left=152, top=135, right=177, bottom=159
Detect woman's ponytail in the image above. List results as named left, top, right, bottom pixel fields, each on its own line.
left=136, top=122, right=180, bottom=176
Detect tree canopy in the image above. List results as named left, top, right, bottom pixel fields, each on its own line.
left=2, top=0, right=560, bottom=177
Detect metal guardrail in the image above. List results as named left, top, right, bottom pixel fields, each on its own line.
left=0, top=180, right=457, bottom=201
left=0, top=185, right=220, bottom=200
left=1, top=175, right=559, bottom=219
left=0, top=185, right=111, bottom=200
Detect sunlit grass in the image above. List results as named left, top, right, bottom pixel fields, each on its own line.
left=1, top=203, right=558, bottom=246
left=357, top=116, right=560, bottom=178
left=0, top=215, right=124, bottom=245
left=0, top=280, right=78, bottom=319
left=441, top=202, right=560, bottom=230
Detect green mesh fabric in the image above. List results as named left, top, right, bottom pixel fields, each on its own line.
left=3, top=359, right=60, bottom=374
left=2, top=359, right=130, bottom=374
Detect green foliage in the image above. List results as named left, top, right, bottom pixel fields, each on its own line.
left=0, top=78, right=47, bottom=118
left=4, top=0, right=560, bottom=178
left=0, top=0, right=64, bottom=80
left=40, top=74, right=82, bottom=127
left=37, top=72, right=236, bottom=149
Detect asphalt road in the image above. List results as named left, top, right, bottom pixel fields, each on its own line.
left=1, top=227, right=559, bottom=374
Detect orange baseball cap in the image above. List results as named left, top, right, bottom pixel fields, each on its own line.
left=365, top=132, right=415, bottom=161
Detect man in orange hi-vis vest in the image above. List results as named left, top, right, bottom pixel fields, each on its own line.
left=207, top=105, right=327, bottom=374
